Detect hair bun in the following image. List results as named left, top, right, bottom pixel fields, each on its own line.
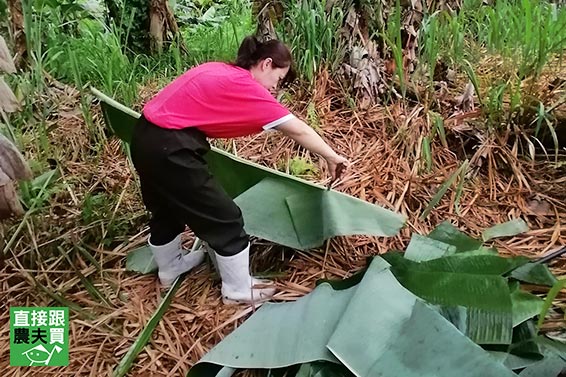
left=235, top=35, right=292, bottom=70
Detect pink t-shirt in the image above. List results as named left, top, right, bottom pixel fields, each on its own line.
left=142, top=62, right=294, bottom=138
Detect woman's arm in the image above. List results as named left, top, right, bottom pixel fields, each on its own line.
left=275, top=117, right=349, bottom=180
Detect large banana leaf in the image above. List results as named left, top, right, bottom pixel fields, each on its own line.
left=382, top=251, right=518, bottom=344
left=186, top=257, right=517, bottom=377
left=329, top=295, right=516, bottom=377
left=233, top=177, right=405, bottom=250
left=187, top=282, right=357, bottom=376
left=391, top=266, right=513, bottom=344
left=90, top=87, right=405, bottom=254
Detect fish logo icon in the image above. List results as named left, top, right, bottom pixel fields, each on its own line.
left=22, top=344, right=63, bottom=366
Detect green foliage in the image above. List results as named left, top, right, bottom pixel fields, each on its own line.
left=383, top=0, right=406, bottom=98
left=416, top=0, right=566, bottom=138
left=288, top=157, right=318, bottom=178
left=0, top=0, right=7, bottom=19
left=277, top=0, right=347, bottom=84
left=181, top=0, right=254, bottom=64
left=19, top=169, right=60, bottom=210
left=418, top=0, right=566, bottom=79
left=81, top=192, right=109, bottom=224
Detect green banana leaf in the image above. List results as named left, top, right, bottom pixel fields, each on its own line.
left=403, top=233, right=457, bottom=262
left=382, top=252, right=515, bottom=344
left=187, top=283, right=356, bottom=376
left=420, top=253, right=528, bottom=275
left=427, top=221, right=483, bottom=251
left=509, top=282, right=544, bottom=327
left=234, top=177, right=402, bottom=249
left=326, top=257, right=517, bottom=377
left=392, top=267, right=513, bottom=344
left=187, top=257, right=519, bottom=377
left=91, top=87, right=405, bottom=254
left=482, top=219, right=529, bottom=242
left=125, top=246, right=156, bottom=274
left=510, top=263, right=558, bottom=286
left=234, top=177, right=403, bottom=250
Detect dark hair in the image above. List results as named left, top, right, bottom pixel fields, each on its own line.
left=235, top=36, right=293, bottom=70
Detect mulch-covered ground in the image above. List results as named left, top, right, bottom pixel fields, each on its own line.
left=1, top=70, right=565, bottom=376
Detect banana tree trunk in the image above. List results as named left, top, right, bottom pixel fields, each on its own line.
left=149, top=0, right=186, bottom=55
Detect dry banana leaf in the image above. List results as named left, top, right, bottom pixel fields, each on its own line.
left=0, top=133, right=32, bottom=180
left=0, top=76, right=20, bottom=113
left=0, top=36, right=16, bottom=74
left=0, top=167, right=24, bottom=219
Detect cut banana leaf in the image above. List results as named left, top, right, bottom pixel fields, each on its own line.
left=482, top=219, right=529, bottom=242
left=383, top=252, right=514, bottom=344
left=427, top=221, right=483, bottom=252
left=285, top=189, right=406, bottom=249
left=510, top=284, right=544, bottom=327
left=126, top=246, right=156, bottom=274
left=419, top=254, right=529, bottom=275
left=92, top=87, right=405, bottom=254
left=402, top=234, right=457, bottom=262
left=509, top=263, right=558, bottom=286
left=326, top=257, right=517, bottom=377
left=187, top=257, right=517, bottom=377
left=233, top=178, right=304, bottom=249
left=187, top=283, right=357, bottom=376
left=383, top=251, right=528, bottom=276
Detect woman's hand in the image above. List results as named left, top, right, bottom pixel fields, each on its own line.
left=276, top=117, right=350, bottom=182
left=326, top=154, right=349, bottom=181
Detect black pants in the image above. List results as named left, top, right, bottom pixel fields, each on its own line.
left=130, top=114, right=249, bottom=256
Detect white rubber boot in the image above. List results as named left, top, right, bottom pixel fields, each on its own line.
left=215, top=243, right=276, bottom=305
left=149, top=234, right=205, bottom=288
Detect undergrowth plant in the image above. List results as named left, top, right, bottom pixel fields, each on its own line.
left=416, top=0, right=566, bottom=160
left=278, top=0, right=347, bottom=85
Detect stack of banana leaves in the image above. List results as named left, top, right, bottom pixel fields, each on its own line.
left=187, top=221, right=565, bottom=377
